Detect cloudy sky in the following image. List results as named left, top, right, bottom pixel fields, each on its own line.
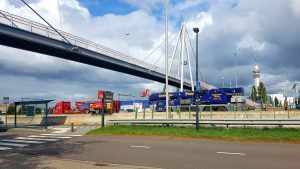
left=0, top=0, right=299, bottom=103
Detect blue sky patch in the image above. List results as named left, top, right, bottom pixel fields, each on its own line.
left=78, top=0, right=137, bottom=16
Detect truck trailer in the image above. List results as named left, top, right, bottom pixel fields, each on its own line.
left=149, top=87, right=248, bottom=112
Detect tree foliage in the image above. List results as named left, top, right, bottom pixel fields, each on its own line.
left=274, top=97, right=279, bottom=107
left=251, top=86, right=258, bottom=101
left=250, top=82, right=267, bottom=103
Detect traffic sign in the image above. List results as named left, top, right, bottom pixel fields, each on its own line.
left=3, top=97, right=9, bottom=104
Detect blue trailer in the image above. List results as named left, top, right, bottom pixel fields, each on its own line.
left=149, top=87, right=244, bottom=112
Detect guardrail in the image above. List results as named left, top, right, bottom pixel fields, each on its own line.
left=0, top=10, right=190, bottom=83
left=108, top=119, right=300, bottom=127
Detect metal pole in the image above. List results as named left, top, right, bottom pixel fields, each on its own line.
left=234, top=53, right=237, bottom=88
left=45, top=103, right=48, bottom=130
left=101, top=93, right=105, bottom=128
left=222, top=77, right=225, bottom=88
left=57, top=0, right=63, bottom=31
left=5, top=103, right=8, bottom=127
left=193, top=27, right=200, bottom=130
left=165, top=0, right=169, bottom=119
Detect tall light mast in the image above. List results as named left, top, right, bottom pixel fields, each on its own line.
left=164, top=0, right=169, bottom=116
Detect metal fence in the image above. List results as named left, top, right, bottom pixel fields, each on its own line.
left=123, top=106, right=300, bottom=120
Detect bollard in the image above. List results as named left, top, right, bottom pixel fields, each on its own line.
left=71, top=123, right=74, bottom=132
left=210, top=106, right=213, bottom=119
left=188, top=106, right=191, bottom=119
left=143, top=109, right=146, bottom=119
left=288, top=106, right=290, bottom=119
left=135, top=108, right=138, bottom=119
left=151, top=106, right=154, bottom=119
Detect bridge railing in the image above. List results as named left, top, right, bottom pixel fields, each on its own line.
left=0, top=10, right=192, bottom=84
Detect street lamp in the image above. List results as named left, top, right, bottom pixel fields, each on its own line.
left=193, top=27, right=200, bottom=130
left=234, top=53, right=238, bottom=88
left=222, top=77, right=225, bottom=88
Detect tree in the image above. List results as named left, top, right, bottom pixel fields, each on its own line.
left=257, top=82, right=267, bottom=104
left=35, top=107, right=42, bottom=115
left=274, top=97, right=279, bottom=107
left=17, top=105, right=26, bottom=115
left=251, top=86, right=258, bottom=101
left=7, top=104, right=15, bottom=115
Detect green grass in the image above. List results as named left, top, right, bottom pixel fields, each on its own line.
left=87, top=125, right=300, bottom=144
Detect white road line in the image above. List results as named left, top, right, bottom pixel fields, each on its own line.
left=41, top=134, right=82, bottom=137
left=130, top=145, right=151, bottom=149
left=28, top=135, right=72, bottom=139
left=217, top=152, right=246, bottom=156
left=0, top=142, right=28, bottom=147
left=15, top=137, right=59, bottom=142
left=0, top=146, right=12, bottom=151
left=50, top=128, right=71, bottom=134
left=1, top=139, right=44, bottom=144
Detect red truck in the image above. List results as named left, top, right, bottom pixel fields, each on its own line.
left=51, top=90, right=120, bottom=114
left=52, top=100, right=120, bottom=115
left=52, top=101, right=82, bottom=114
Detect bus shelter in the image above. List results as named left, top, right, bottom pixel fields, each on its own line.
left=13, top=100, right=54, bottom=129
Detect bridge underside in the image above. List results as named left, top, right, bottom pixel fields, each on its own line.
left=0, top=23, right=192, bottom=90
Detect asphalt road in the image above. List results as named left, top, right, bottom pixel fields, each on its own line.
left=62, top=135, right=300, bottom=169
left=1, top=129, right=300, bottom=169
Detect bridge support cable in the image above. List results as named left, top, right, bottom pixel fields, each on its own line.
left=184, top=38, right=194, bottom=91
left=139, top=32, right=177, bottom=66
left=186, top=28, right=204, bottom=82
left=168, top=24, right=182, bottom=76
left=180, top=23, right=185, bottom=91
left=20, top=0, right=75, bottom=50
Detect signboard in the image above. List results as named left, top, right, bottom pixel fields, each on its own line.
left=3, top=97, right=9, bottom=104
left=104, top=91, right=113, bottom=100
left=98, top=90, right=113, bottom=100
left=98, top=90, right=104, bottom=100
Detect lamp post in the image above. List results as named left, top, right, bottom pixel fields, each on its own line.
left=164, top=0, right=169, bottom=118
left=222, top=77, right=225, bottom=88
left=234, top=53, right=237, bottom=88
left=193, top=27, right=200, bottom=130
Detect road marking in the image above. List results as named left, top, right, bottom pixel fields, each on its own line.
left=51, top=129, right=70, bottom=134
left=1, top=139, right=44, bottom=144
left=217, top=152, right=246, bottom=156
left=130, top=145, right=151, bottom=149
left=28, top=135, right=72, bottom=139
left=15, top=137, right=59, bottom=142
left=0, top=146, right=12, bottom=151
left=0, top=142, right=28, bottom=147
left=41, top=134, right=82, bottom=137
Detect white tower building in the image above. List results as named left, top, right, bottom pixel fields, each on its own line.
left=253, top=64, right=260, bottom=88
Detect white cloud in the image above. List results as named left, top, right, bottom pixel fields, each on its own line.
left=236, top=35, right=265, bottom=52
left=290, top=0, right=300, bottom=17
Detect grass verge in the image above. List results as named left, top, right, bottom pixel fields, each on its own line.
left=87, top=125, right=300, bottom=144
